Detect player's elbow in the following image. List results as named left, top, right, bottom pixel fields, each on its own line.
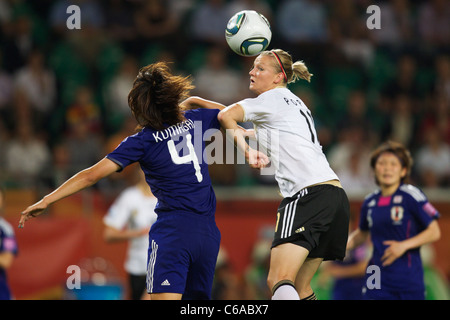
left=217, top=108, right=228, bottom=124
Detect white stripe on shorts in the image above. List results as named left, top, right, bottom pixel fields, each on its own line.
left=282, top=198, right=299, bottom=239
left=146, top=240, right=158, bottom=293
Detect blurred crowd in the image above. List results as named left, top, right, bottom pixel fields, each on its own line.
left=0, top=0, right=449, bottom=195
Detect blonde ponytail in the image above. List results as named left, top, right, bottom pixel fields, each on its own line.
left=261, top=49, right=313, bottom=84
left=291, top=60, right=313, bottom=83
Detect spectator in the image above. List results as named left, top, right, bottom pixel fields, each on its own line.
left=382, top=54, right=422, bottom=110
left=5, top=121, right=51, bottom=188
left=133, top=0, right=179, bottom=53
left=65, top=86, right=103, bottom=135
left=49, top=0, right=107, bottom=66
left=193, top=46, right=246, bottom=105
left=243, top=230, right=272, bottom=300
left=275, top=0, right=327, bottom=44
left=103, top=0, right=137, bottom=47
left=381, top=94, right=418, bottom=150
left=40, top=141, right=72, bottom=191
left=63, top=120, right=103, bottom=177
left=103, top=55, right=139, bottom=131
left=189, top=0, right=230, bottom=46
left=328, top=125, right=374, bottom=195
left=419, top=94, right=450, bottom=146
left=226, top=0, right=273, bottom=23
left=0, top=51, right=13, bottom=124
left=13, top=48, right=56, bottom=127
left=415, top=127, right=450, bottom=187
left=417, top=0, right=450, bottom=48
left=0, top=119, right=9, bottom=180
left=432, top=54, right=450, bottom=103
left=1, top=14, right=36, bottom=73
left=371, top=0, right=414, bottom=48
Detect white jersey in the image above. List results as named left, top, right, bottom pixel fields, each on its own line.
left=240, top=87, right=339, bottom=197
left=103, top=186, right=158, bottom=275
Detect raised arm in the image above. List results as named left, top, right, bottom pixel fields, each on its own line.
left=180, top=96, right=227, bottom=111
left=218, top=104, right=269, bottom=169
left=19, top=158, right=120, bottom=228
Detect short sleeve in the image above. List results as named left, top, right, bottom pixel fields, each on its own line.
left=401, top=185, right=440, bottom=229
left=0, top=219, right=18, bottom=255
left=106, top=131, right=145, bottom=171
left=240, top=94, right=274, bottom=123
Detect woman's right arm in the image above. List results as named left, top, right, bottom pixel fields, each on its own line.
left=347, top=228, right=370, bottom=251
left=19, top=158, right=120, bottom=228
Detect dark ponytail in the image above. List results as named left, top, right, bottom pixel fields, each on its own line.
left=128, top=62, right=195, bottom=131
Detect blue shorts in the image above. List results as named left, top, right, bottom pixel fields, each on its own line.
left=146, top=212, right=221, bottom=300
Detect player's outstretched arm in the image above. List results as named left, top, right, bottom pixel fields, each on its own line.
left=180, top=96, right=226, bottom=110
left=19, top=158, right=120, bottom=228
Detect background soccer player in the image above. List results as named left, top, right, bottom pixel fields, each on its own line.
left=0, top=187, right=18, bottom=300
left=347, top=140, right=441, bottom=299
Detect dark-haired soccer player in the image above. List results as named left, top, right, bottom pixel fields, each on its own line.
left=20, top=62, right=226, bottom=300
left=347, top=141, right=441, bottom=300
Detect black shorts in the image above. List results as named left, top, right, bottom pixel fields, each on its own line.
left=272, top=184, right=350, bottom=261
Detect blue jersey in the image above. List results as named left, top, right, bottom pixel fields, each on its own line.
left=107, top=108, right=221, bottom=298
left=359, top=184, right=440, bottom=293
left=107, top=108, right=221, bottom=218
left=0, top=217, right=18, bottom=300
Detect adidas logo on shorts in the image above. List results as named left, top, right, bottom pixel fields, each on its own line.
left=295, top=227, right=305, bottom=233
left=161, top=279, right=171, bottom=286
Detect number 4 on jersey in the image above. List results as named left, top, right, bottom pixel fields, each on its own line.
left=167, top=133, right=203, bottom=183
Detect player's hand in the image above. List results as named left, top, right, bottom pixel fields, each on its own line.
left=246, top=147, right=270, bottom=169
left=381, top=240, right=407, bottom=266
left=19, top=199, right=48, bottom=228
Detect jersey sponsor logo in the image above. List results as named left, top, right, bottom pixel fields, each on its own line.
left=390, top=206, right=404, bottom=225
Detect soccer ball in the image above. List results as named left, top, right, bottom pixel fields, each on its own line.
left=225, top=10, right=272, bottom=57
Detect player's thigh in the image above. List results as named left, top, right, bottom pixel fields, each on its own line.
left=150, top=292, right=182, bottom=300
left=267, top=243, right=309, bottom=288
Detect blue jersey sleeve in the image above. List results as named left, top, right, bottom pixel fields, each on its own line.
left=400, top=184, right=440, bottom=231
left=0, top=219, right=18, bottom=255
left=187, top=108, right=220, bottom=132
left=106, top=131, right=145, bottom=171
